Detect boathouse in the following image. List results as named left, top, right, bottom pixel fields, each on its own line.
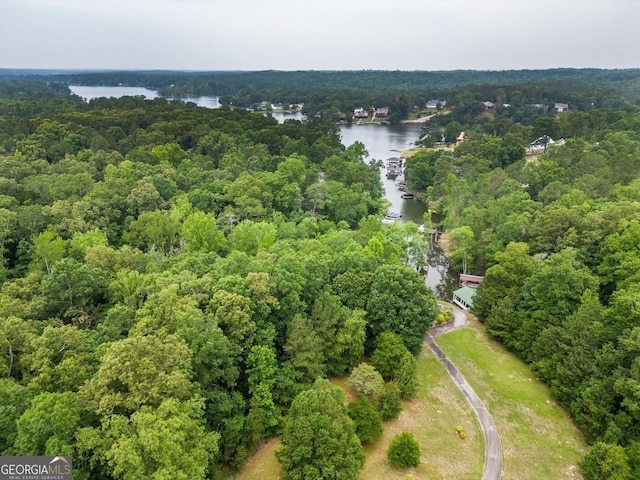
left=453, top=286, right=477, bottom=311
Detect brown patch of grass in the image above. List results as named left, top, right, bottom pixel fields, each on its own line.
left=236, top=438, right=282, bottom=480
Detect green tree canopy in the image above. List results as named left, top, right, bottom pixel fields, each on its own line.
left=277, top=378, right=364, bottom=480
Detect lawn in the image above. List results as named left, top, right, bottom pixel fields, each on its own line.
left=436, top=319, right=587, bottom=479
left=237, top=319, right=587, bottom=480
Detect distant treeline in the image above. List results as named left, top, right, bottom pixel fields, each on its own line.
left=3, top=69, right=640, bottom=123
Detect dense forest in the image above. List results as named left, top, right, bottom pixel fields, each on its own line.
left=402, top=96, right=640, bottom=477
left=3, top=70, right=640, bottom=477
left=0, top=80, right=436, bottom=479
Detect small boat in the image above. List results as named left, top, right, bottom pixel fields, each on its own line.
left=401, top=192, right=415, bottom=199
left=385, top=212, right=402, bottom=220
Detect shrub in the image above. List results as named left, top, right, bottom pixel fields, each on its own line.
left=455, top=425, right=467, bottom=439
left=387, top=431, right=421, bottom=469
left=580, top=442, right=630, bottom=480
left=347, top=363, right=384, bottom=396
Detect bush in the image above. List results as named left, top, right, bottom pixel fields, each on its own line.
left=377, top=382, right=402, bottom=420
left=387, top=431, right=421, bottom=469
left=580, top=442, right=630, bottom=480
left=347, top=363, right=384, bottom=396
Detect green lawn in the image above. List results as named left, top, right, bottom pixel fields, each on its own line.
left=436, top=319, right=587, bottom=479
left=237, top=319, right=587, bottom=480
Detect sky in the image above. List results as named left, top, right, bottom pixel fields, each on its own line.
left=1, top=0, right=639, bottom=71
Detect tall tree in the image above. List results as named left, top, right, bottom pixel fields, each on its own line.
left=277, top=378, right=364, bottom=480
left=366, top=265, right=437, bottom=354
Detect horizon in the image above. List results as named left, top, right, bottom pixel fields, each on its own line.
left=3, top=66, right=640, bottom=74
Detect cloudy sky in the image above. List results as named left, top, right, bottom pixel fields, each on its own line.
left=1, top=0, right=639, bottom=71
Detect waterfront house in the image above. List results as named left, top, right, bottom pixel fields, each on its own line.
left=425, top=99, right=440, bottom=109
left=453, top=286, right=477, bottom=310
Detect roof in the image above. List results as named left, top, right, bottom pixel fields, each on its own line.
left=453, top=286, right=477, bottom=307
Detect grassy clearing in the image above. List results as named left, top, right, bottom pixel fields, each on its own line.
left=358, top=349, right=483, bottom=480
left=237, top=351, right=484, bottom=480
left=436, top=319, right=587, bottom=480
left=236, top=437, right=282, bottom=480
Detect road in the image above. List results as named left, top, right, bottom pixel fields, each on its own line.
left=425, top=311, right=503, bottom=480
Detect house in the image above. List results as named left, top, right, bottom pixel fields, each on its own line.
left=453, top=286, right=477, bottom=310
left=425, top=99, right=440, bottom=109
left=353, top=107, right=369, bottom=118
left=554, top=103, right=569, bottom=113
left=456, top=131, right=466, bottom=144
left=483, top=101, right=494, bottom=109
left=375, top=107, right=389, bottom=117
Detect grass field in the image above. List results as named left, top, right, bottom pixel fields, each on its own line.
left=237, top=319, right=587, bottom=480
left=436, top=319, right=587, bottom=479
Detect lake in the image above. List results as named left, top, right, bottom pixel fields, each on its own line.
left=67, top=85, right=456, bottom=298
left=68, top=85, right=220, bottom=108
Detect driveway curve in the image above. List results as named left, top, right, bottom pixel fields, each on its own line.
left=425, top=314, right=503, bottom=480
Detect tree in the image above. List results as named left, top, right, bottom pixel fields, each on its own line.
left=208, top=289, right=255, bottom=350
left=245, top=345, right=279, bottom=442
left=123, top=211, right=180, bottom=254
left=330, top=309, right=367, bottom=376
left=14, top=391, right=80, bottom=456
left=371, top=332, right=412, bottom=380
left=377, top=382, right=402, bottom=420
left=0, top=316, right=36, bottom=380
left=448, top=225, right=475, bottom=274
left=371, top=332, right=418, bottom=399
left=277, top=378, right=364, bottom=480
left=580, top=442, right=630, bottom=480
left=387, top=432, right=421, bottom=469
left=79, top=334, right=193, bottom=415
left=396, top=353, right=418, bottom=400
left=41, top=257, right=107, bottom=321
left=31, top=228, right=65, bottom=274
left=181, top=210, right=227, bottom=253
left=284, top=314, right=325, bottom=383
left=347, top=395, right=383, bottom=444
left=104, top=398, right=219, bottom=480
left=366, top=264, right=437, bottom=355
left=0, top=379, right=30, bottom=454
left=347, top=363, right=384, bottom=396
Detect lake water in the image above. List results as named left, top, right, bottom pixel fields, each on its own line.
left=66, top=85, right=456, bottom=298
left=68, top=85, right=220, bottom=108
